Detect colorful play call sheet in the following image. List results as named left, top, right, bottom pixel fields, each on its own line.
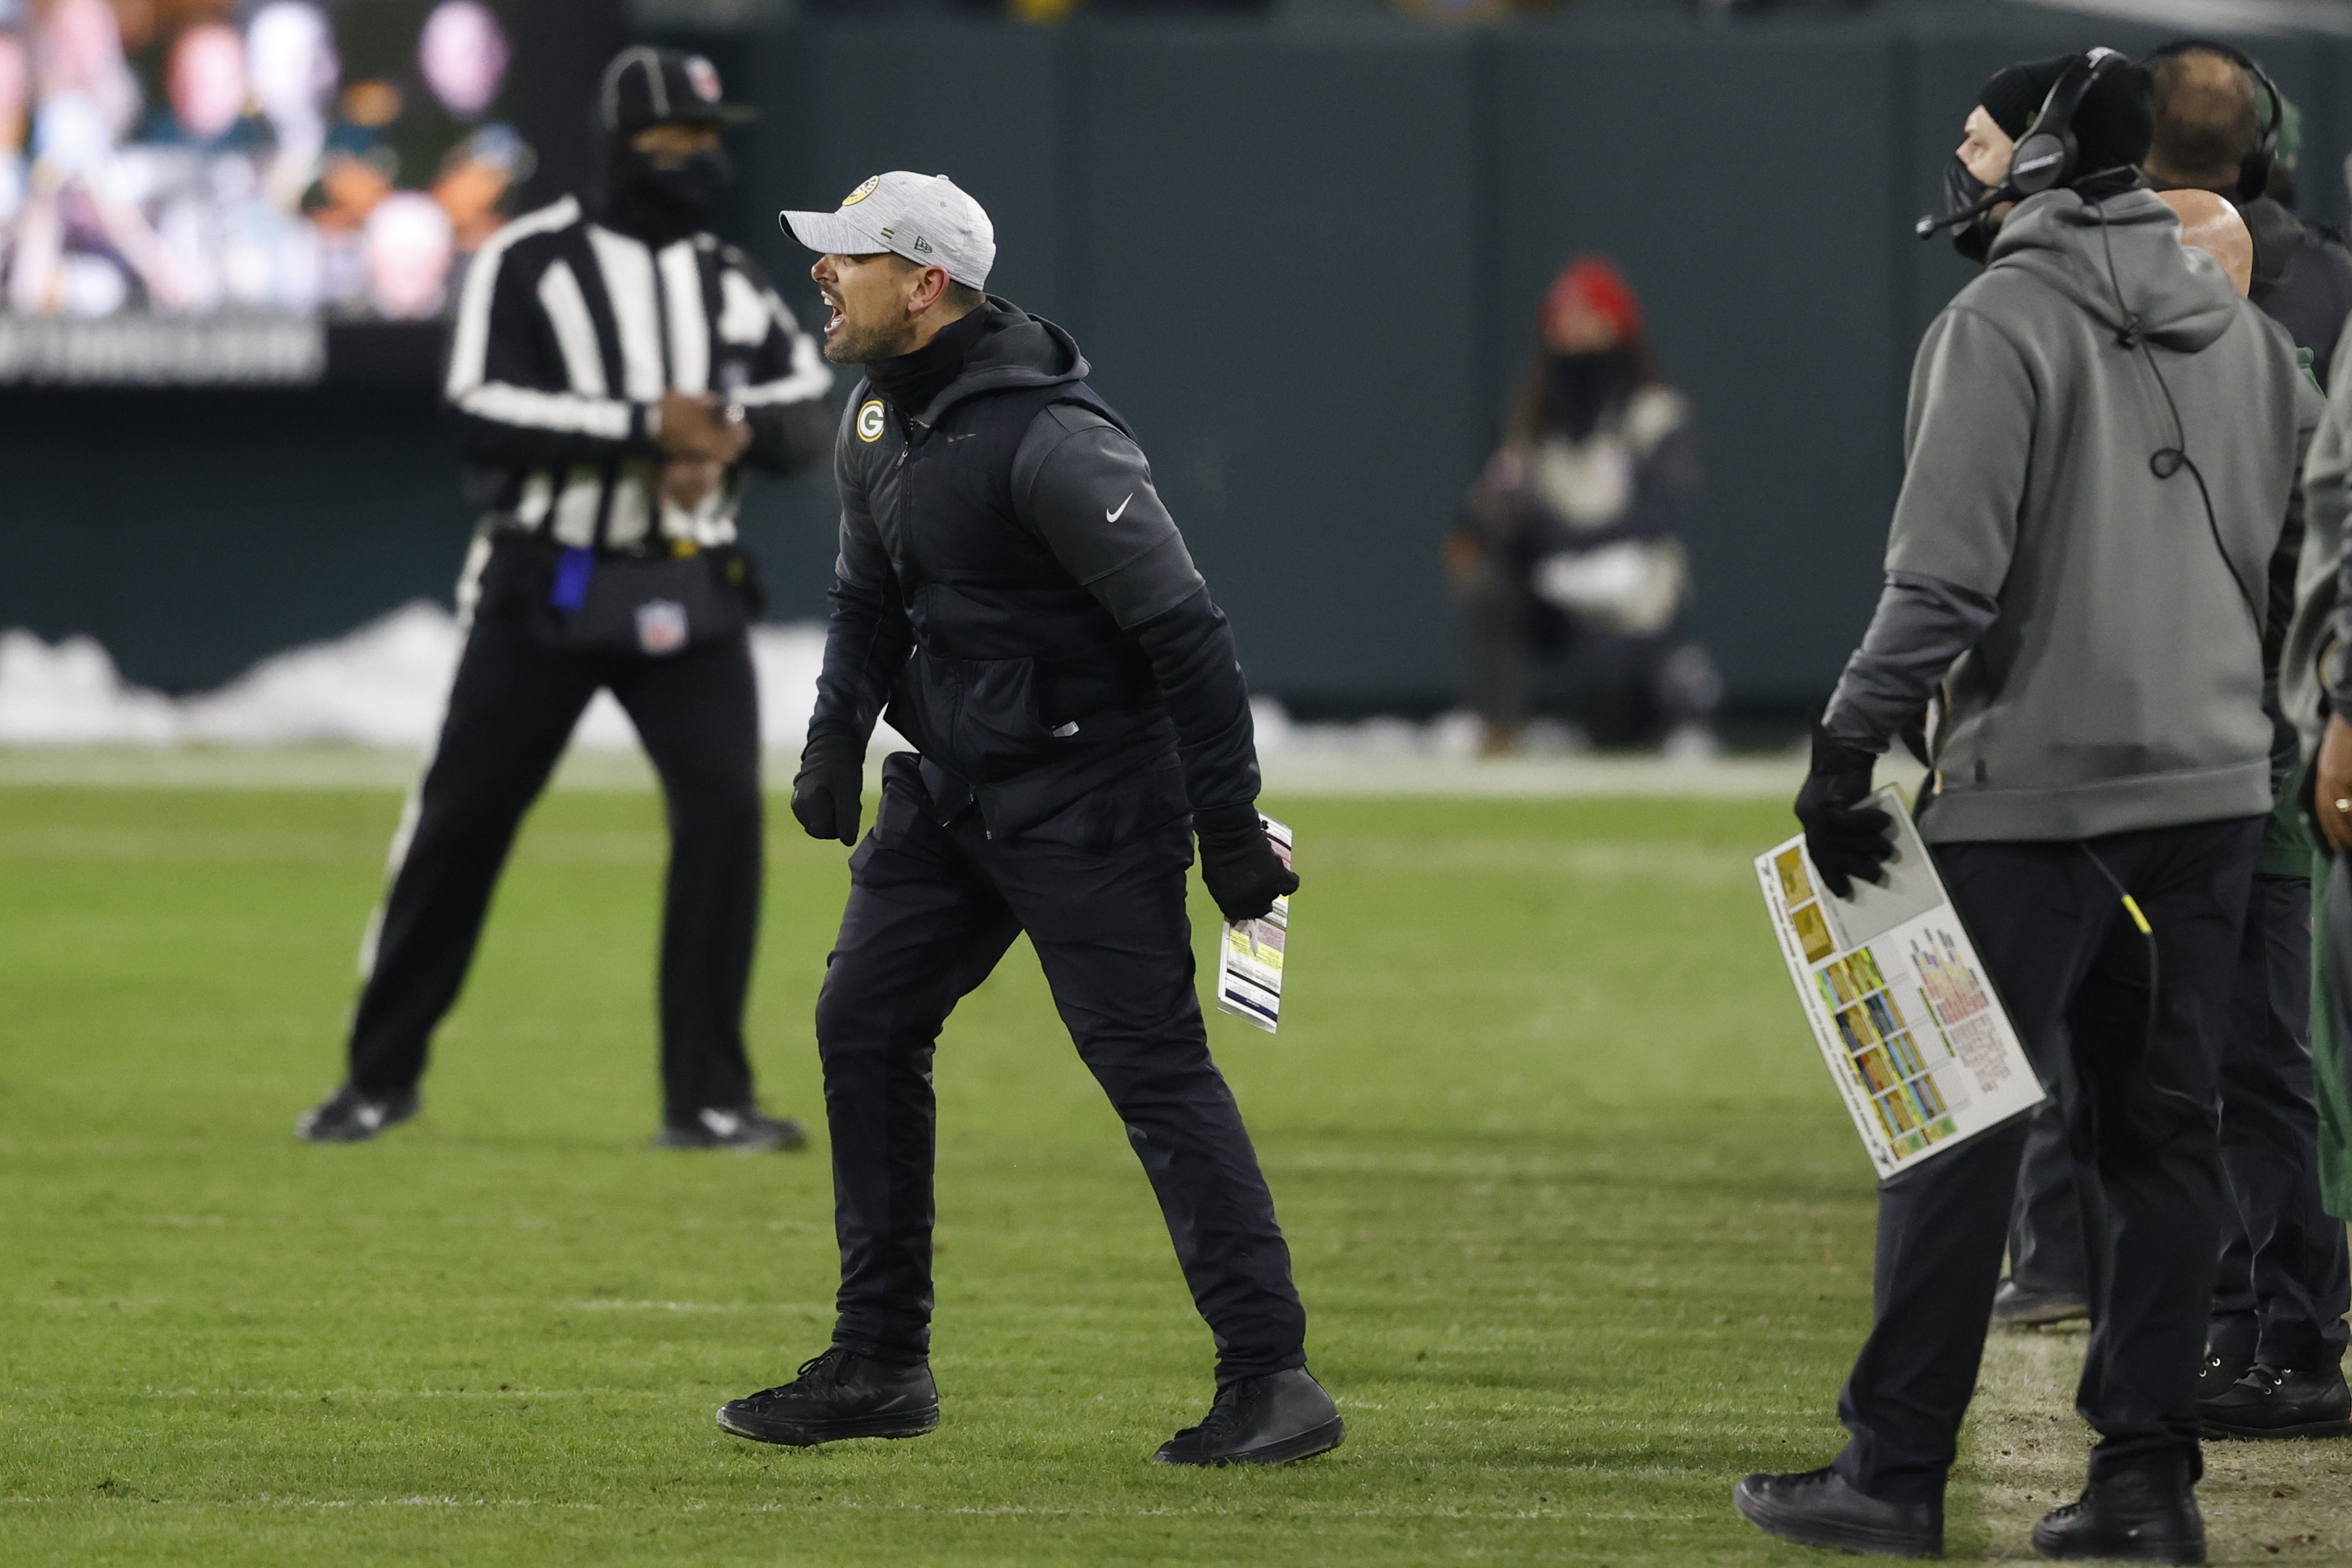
left=1215, top=815, right=1292, bottom=1034
left=1756, top=786, right=2045, bottom=1178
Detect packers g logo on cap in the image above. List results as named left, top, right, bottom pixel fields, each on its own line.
left=856, top=400, right=886, bottom=442
left=841, top=175, right=881, bottom=207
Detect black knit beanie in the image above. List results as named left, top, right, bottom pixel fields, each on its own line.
left=1979, top=54, right=2155, bottom=183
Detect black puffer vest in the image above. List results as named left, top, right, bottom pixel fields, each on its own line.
left=846, top=307, right=1175, bottom=813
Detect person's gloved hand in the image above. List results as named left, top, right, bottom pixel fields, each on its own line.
left=1195, top=804, right=1299, bottom=923
left=1794, top=724, right=1893, bottom=899
left=792, top=731, right=864, bottom=846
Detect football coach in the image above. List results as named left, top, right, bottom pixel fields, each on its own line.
left=1739, top=51, right=2319, bottom=1561
left=713, top=172, right=1342, bottom=1467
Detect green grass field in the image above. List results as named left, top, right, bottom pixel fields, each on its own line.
left=2, top=784, right=2344, bottom=1565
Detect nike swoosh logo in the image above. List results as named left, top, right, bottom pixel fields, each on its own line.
left=1106, top=494, right=1133, bottom=522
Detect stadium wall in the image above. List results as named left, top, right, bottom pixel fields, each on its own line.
left=2, top=7, right=2343, bottom=715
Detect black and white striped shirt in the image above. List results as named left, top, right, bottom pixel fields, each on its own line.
left=445, top=195, right=834, bottom=552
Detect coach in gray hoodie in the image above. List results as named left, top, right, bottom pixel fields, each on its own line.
left=1736, top=53, right=2320, bottom=1563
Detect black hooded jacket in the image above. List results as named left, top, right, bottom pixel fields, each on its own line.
left=806, top=301, right=1261, bottom=837
left=2241, top=194, right=2352, bottom=390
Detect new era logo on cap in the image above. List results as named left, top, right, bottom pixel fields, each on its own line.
left=779, top=172, right=997, bottom=292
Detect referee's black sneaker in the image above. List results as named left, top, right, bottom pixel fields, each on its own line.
left=295, top=1084, right=418, bottom=1144
left=716, top=1349, right=939, bottom=1446
left=2031, top=1460, right=2204, bottom=1563
left=652, top=1106, right=808, bottom=1152
left=1733, top=1466, right=1943, bottom=1557
left=2198, top=1360, right=2352, bottom=1439
left=1152, top=1368, right=1344, bottom=1466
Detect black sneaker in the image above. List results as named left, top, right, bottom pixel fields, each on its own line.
left=295, top=1084, right=418, bottom=1144
left=653, top=1106, right=807, bottom=1152
left=2031, top=1461, right=2204, bottom=1563
left=2198, top=1361, right=2352, bottom=1439
left=1732, top=1466, right=1943, bottom=1557
left=1152, top=1368, right=1344, bottom=1466
left=1993, top=1278, right=2090, bottom=1328
left=716, top=1349, right=939, bottom=1446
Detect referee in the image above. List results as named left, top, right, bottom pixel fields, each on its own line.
left=712, top=173, right=1342, bottom=1466
left=297, top=49, right=832, bottom=1150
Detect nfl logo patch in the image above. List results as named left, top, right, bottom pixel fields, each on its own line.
left=636, top=599, right=689, bottom=656
left=686, top=56, right=722, bottom=104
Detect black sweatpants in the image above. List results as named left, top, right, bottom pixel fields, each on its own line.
left=815, top=752, right=1307, bottom=1381
left=1834, top=817, right=2262, bottom=1505
left=346, top=607, right=765, bottom=1119
left=2004, top=874, right=2352, bottom=1370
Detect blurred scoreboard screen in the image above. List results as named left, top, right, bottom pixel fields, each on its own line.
left=0, top=0, right=529, bottom=384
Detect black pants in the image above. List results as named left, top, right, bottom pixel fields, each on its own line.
left=1451, top=554, right=1718, bottom=745
left=346, top=608, right=764, bottom=1119
left=815, top=752, right=1307, bottom=1381
left=2211, top=875, right=2352, bottom=1369
left=2006, top=874, right=2352, bottom=1369
left=1834, top=817, right=2262, bottom=1505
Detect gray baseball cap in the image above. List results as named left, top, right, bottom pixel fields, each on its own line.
left=779, top=172, right=996, bottom=290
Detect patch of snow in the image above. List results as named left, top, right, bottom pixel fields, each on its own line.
left=178, top=602, right=463, bottom=747
left=0, top=629, right=180, bottom=744
left=0, top=604, right=901, bottom=755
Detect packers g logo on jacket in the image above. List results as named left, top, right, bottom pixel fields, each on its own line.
left=857, top=400, right=886, bottom=442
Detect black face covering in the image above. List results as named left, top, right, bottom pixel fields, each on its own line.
left=1942, top=154, right=1999, bottom=265
left=602, top=137, right=733, bottom=246
left=1539, top=345, right=1640, bottom=440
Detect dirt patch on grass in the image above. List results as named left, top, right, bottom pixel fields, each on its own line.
left=1953, top=1322, right=2351, bottom=1562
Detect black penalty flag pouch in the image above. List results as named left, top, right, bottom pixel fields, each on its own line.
left=485, top=529, right=763, bottom=656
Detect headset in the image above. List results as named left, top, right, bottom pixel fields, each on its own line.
left=1917, top=47, right=2130, bottom=240
left=2144, top=37, right=2282, bottom=203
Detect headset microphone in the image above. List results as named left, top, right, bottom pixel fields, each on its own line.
left=1913, top=47, right=2126, bottom=240
left=1916, top=192, right=2003, bottom=239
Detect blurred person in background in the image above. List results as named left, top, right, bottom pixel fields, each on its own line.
left=433, top=122, right=533, bottom=255
left=418, top=0, right=507, bottom=120
left=0, top=17, right=28, bottom=234
left=246, top=0, right=334, bottom=210
left=1742, top=50, right=2322, bottom=1559
left=384, top=0, right=516, bottom=210
left=1987, top=38, right=2352, bottom=1446
left=8, top=0, right=183, bottom=314
left=149, top=20, right=260, bottom=148
left=361, top=185, right=449, bottom=317
left=1445, top=256, right=1718, bottom=757
left=296, top=46, right=834, bottom=1150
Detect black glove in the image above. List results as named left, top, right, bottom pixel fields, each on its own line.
left=1793, top=724, right=1893, bottom=899
left=792, top=730, right=864, bottom=846
left=1195, top=804, right=1299, bottom=923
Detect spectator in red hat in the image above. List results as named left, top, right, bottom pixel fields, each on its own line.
left=1445, top=255, right=1719, bottom=755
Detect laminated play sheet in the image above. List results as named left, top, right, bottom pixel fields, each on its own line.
left=1757, top=786, right=2045, bottom=1177
left=1215, top=815, right=1292, bottom=1033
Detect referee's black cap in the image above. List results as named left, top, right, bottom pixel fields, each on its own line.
left=599, top=45, right=758, bottom=137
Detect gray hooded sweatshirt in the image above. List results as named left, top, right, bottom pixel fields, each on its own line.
left=1824, top=187, right=2321, bottom=843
